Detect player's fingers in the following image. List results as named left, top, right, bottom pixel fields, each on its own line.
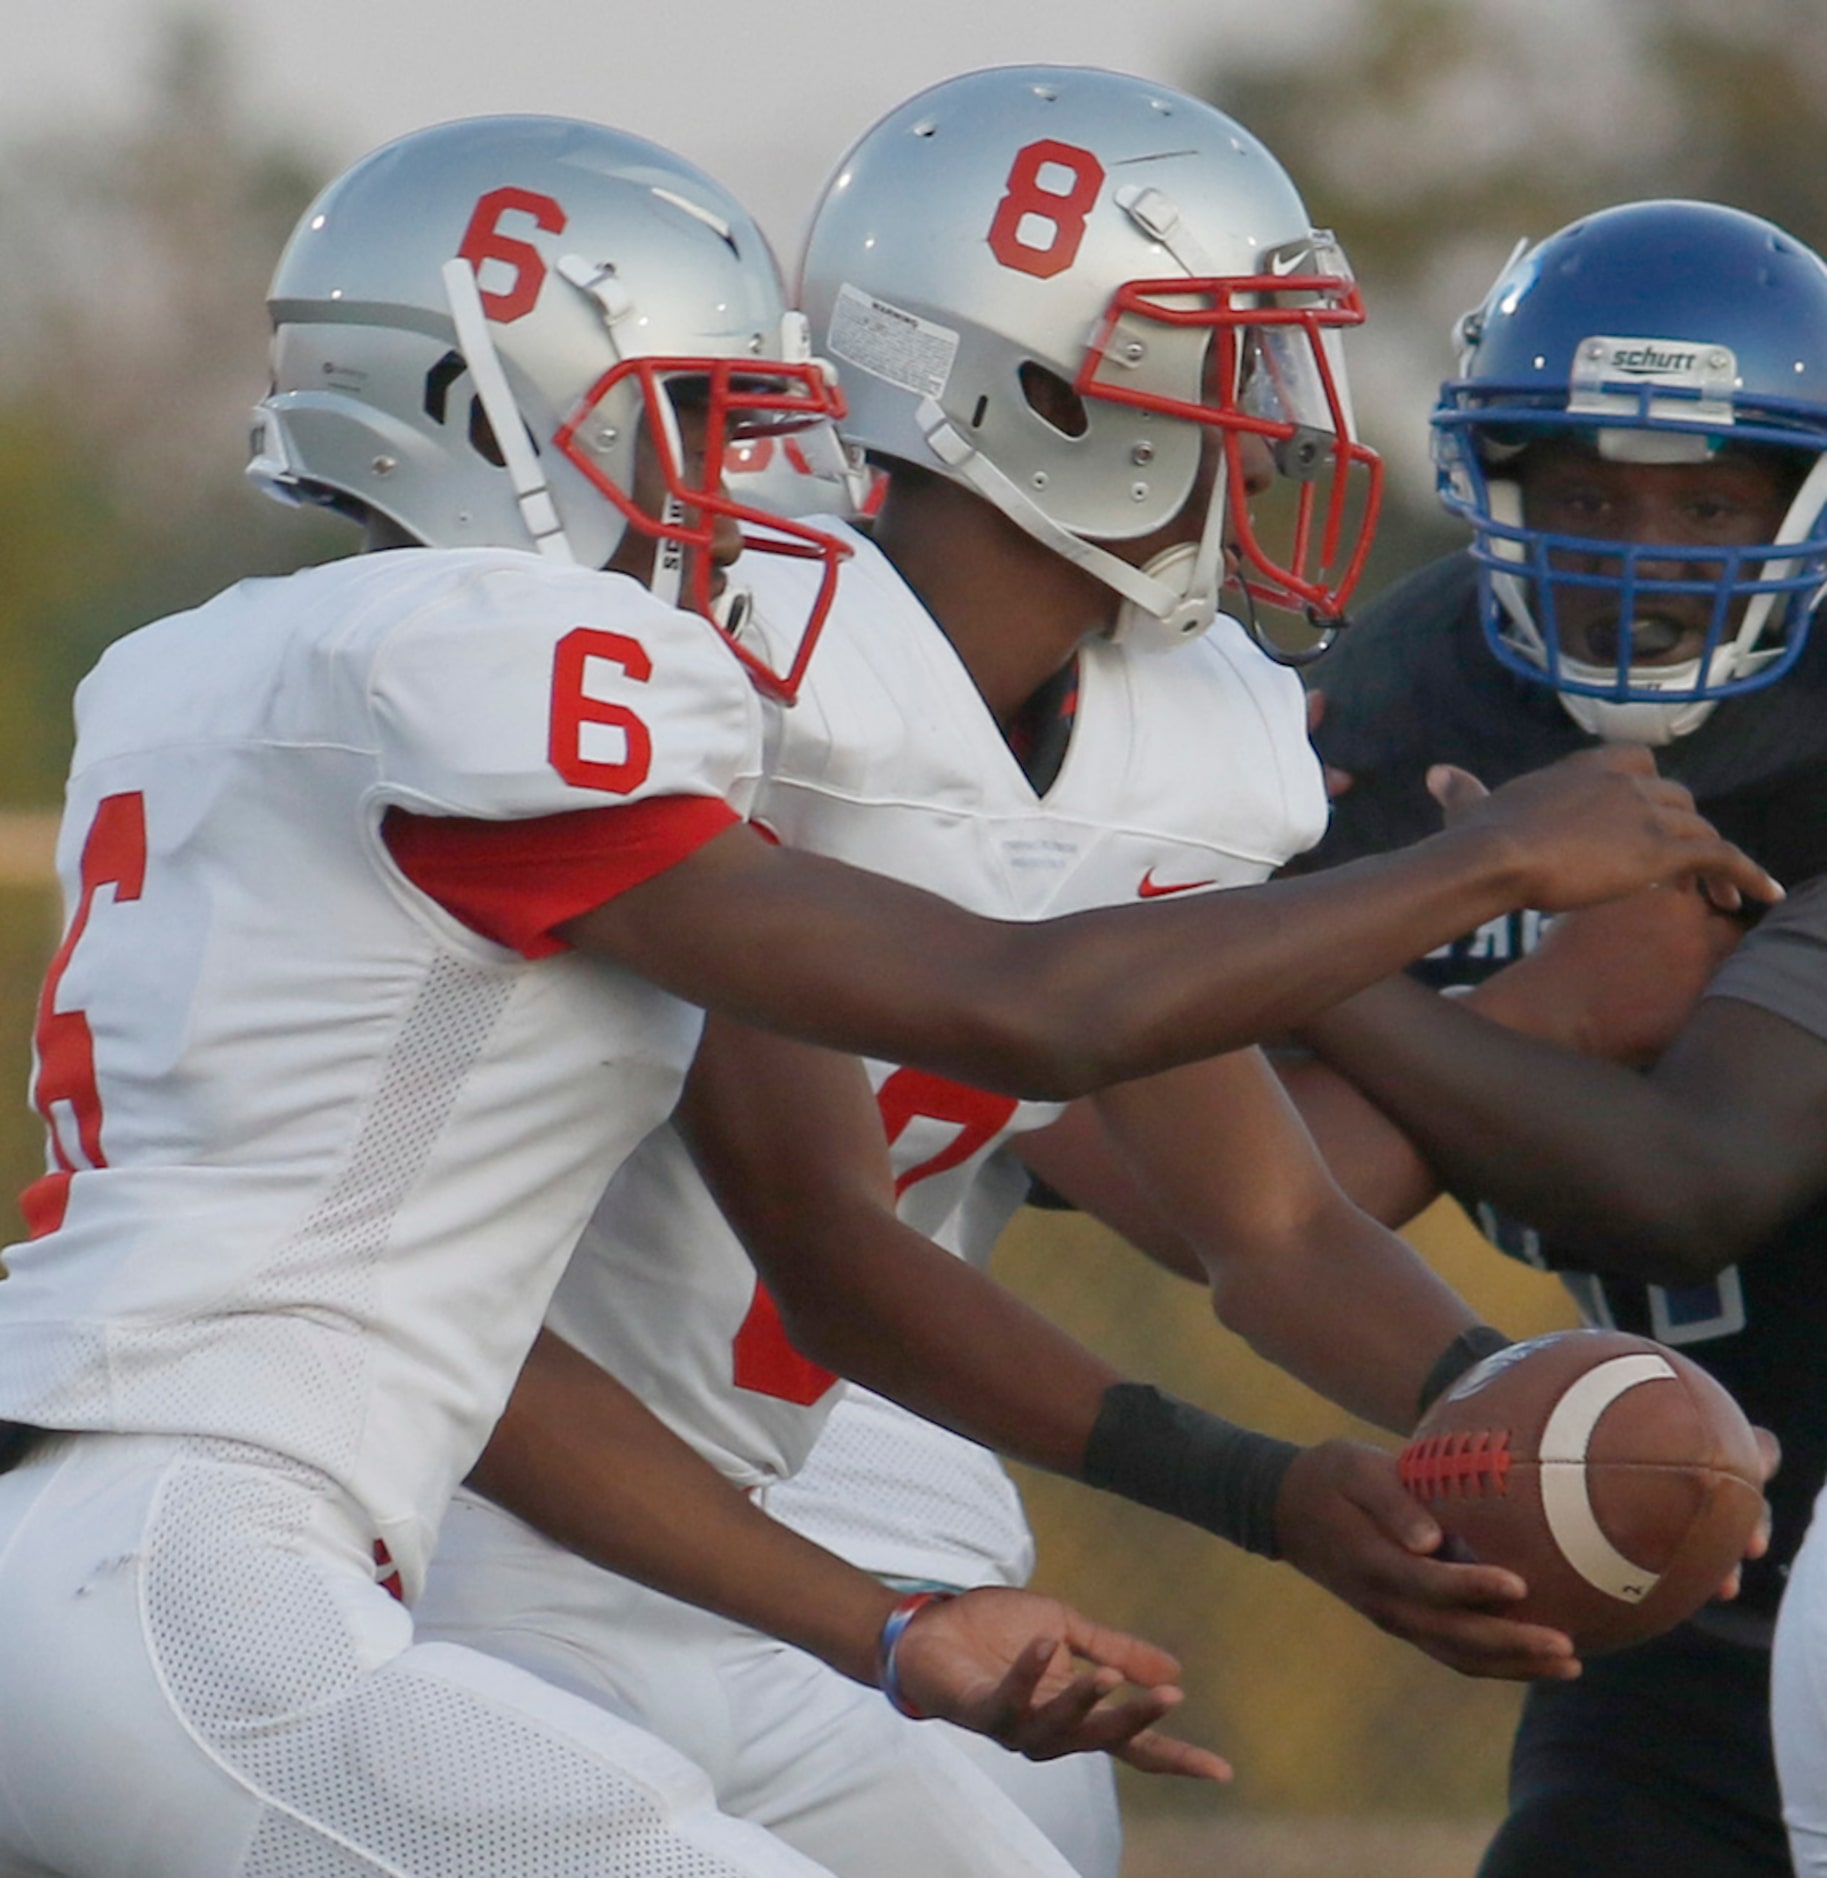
left=1684, top=837, right=1782, bottom=908
left=1004, top=1664, right=1129, bottom=1745
left=1755, top=1426, right=1782, bottom=1485
left=1587, top=742, right=1658, bottom=776
left=1424, top=763, right=1490, bottom=820
left=1378, top=1605, right=1581, bottom=1680
left=1053, top=1608, right=1183, bottom=1689
left=1355, top=1484, right=1447, bottom=1556
left=1112, top=1726, right=1234, bottom=1783
left=1325, top=1449, right=1452, bottom=1557
left=1376, top=1548, right=1532, bottom=1609
left=1013, top=1683, right=1177, bottom=1759
left=1429, top=1643, right=1583, bottom=1683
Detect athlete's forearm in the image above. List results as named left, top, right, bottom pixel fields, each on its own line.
left=1271, top=1049, right=1444, bottom=1230
left=572, top=750, right=1774, bottom=1105
left=1199, top=1206, right=1476, bottom=1436
left=1300, top=976, right=1779, bottom=1281
left=695, top=1127, right=1125, bottom=1476
left=676, top=1018, right=1138, bottom=1476
left=1013, top=1104, right=1207, bottom=1282
left=471, top=1331, right=895, bottom=1685
left=1092, top=1056, right=1472, bottom=1433
left=568, top=817, right=1532, bottom=1101
left=971, top=830, right=1539, bottom=1098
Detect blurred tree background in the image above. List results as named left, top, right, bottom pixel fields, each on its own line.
left=0, top=15, right=341, bottom=812
left=1, top=3, right=1824, bottom=1865
left=1203, top=0, right=1827, bottom=596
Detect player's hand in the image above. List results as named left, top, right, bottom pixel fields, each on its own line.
left=888, top=1586, right=1231, bottom=1781
left=1713, top=1425, right=1781, bottom=1603
left=1427, top=747, right=1782, bottom=914
left=1472, top=882, right=1745, bottom=1065
left=1274, top=1439, right=1582, bottom=1683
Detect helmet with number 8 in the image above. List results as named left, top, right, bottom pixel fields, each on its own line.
left=797, top=65, right=1382, bottom=655
left=249, top=114, right=850, bottom=701
left=1436, top=199, right=1827, bottom=743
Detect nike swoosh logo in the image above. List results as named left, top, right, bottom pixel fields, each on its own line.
left=1138, top=868, right=1217, bottom=899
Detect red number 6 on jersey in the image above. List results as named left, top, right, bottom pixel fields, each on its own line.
left=987, top=139, right=1106, bottom=279
left=22, top=791, right=147, bottom=1238
left=548, top=628, right=655, bottom=794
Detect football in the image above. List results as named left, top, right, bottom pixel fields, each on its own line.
left=1399, top=1328, right=1766, bottom=1654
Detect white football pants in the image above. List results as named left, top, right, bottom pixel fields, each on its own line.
left=0, top=1434, right=832, bottom=1878
left=416, top=1488, right=1121, bottom=1878
left=1775, top=1484, right=1827, bottom=1874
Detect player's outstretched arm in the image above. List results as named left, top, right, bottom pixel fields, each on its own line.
left=1276, top=880, right=1746, bottom=1232
left=1084, top=1048, right=1480, bottom=1435
left=677, top=1013, right=1582, bottom=1682
left=563, top=746, right=1779, bottom=1104
left=470, top=1329, right=1224, bottom=1776
left=1298, top=963, right=1827, bottom=1283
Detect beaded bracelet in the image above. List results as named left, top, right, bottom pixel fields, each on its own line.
left=875, top=1590, right=957, bottom=1719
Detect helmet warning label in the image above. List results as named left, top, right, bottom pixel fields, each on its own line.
left=828, top=283, right=959, bottom=398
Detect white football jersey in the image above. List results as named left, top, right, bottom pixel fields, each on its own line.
left=540, top=520, right=1327, bottom=1585
left=0, top=547, right=762, bottom=1597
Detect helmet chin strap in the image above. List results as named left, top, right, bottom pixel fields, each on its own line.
left=652, top=494, right=686, bottom=608
left=1555, top=686, right=1718, bottom=746
left=915, top=396, right=1222, bottom=647
left=1111, top=466, right=1231, bottom=651
left=441, top=258, right=575, bottom=564
left=1492, top=559, right=1720, bottom=745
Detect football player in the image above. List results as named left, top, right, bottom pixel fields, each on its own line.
left=0, top=110, right=1775, bottom=1876
left=410, top=82, right=1770, bottom=1878
left=1274, top=199, right=1827, bottom=1877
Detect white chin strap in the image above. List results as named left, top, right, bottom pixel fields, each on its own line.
left=441, top=258, right=575, bottom=564
left=1487, top=554, right=1721, bottom=745
left=1555, top=686, right=1718, bottom=747
left=1111, top=538, right=1227, bottom=652
left=915, top=397, right=1223, bottom=649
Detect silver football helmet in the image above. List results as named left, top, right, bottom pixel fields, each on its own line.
left=249, top=115, right=851, bottom=701
left=798, top=66, right=1382, bottom=654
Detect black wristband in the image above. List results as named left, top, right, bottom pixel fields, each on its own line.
left=1416, top=1326, right=1513, bottom=1422
left=1081, top=1382, right=1299, bottom=1559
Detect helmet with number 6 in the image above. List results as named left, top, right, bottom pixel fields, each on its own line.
left=798, top=65, right=1382, bottom=654
left=249, top=115, right=850, bottom=701
left=1436, top=199, right=1827, bottom=743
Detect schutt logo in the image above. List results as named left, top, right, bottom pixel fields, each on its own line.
left=1608, top=342, right=1700, bottom=375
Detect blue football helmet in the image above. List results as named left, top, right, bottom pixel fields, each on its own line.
left=1435, top=200, right=1827, bottom=742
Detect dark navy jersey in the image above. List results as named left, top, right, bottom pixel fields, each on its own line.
left=1309, top=549, right=1827, bottom=1621
left=1312, top=549, right=1827, bottom=886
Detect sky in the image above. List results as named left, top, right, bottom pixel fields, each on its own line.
left=5, top=0, right=1354, bottom=253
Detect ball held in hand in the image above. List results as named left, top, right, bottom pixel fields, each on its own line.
left=1399, top=1327, right=1764, bottom=1654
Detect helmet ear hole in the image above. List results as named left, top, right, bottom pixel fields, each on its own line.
left=1018, top=362, right=1089, bottom=439
left=467, top=398, right=506, bottom=469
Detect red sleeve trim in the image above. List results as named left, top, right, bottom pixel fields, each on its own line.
left=382, top=796, right=739, bottom=959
